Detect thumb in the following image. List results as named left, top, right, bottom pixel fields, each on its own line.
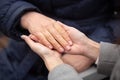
left=21, top=35, right=51, bottom=55
left=21, top=35, right=35, bottom=49
left=29, top=34, right=39, bottom=42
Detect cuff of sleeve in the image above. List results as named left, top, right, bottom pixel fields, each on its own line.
left=95, top=56, right=99, bottom=65
left=97, top=42, right=120, bottom=76
left=48, top=64, right=79, bottom=80
left=3, top=1, right=40, bottom=40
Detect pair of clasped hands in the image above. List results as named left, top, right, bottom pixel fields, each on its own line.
left=21, top=12, right=99, bottom=72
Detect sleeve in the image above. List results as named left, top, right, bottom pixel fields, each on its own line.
left=97, top=42, right=120, bottom=76
left=0, top=0, right=40, bottom=40
left=48, top=64, right=81, bottom=80
left=0, top=48, right=18, bottom=80
left=0, top=44, right=40, bottom=80
left=110, top=58, right=120, bottom=80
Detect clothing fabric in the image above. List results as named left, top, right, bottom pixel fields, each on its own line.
left=0, top=39, right=48, bottom=80
left=98, top=42, right=120, bottom=76
left=0, top=0, right=119, bottom=80
left=110, top=58, right=120, bottom=80
left=0, top=0, right=116, bottom=42
left=48, top=64, right=80, bottom=80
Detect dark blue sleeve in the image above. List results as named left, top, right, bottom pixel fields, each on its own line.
left=0, top=48, right=18, bottom=80
left=0, top=49, right=39, bottom=80
left=0, top=0, right=39, bottom=40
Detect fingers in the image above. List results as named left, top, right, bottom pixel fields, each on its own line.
left=21, top=12, right=72, bottom=53
left=57, top=21, right=70, bottom=31
left=57, top=21, right=76, bottom=34
left=30, top=31, right=65, bottom=53
left=21, top=34, right=62, bottom=57
left=54, top=22, right=72, bottom=45
left=56, top=21, right=73, bottom=37
left=21, top=35, right=52, bottom=57
left=43, top=29, right=65, bottom=52
left=21, top=35, right=36, bottom=49
left=28, top=21, right=73, bottom=53
left=35, top=32, right=53, bottom=49
left=47, top=24, right=71, bottom=51
left=57, top=21, right=84, bottom=35
left=29, top=34, right=39, bottom=42
left=29, top=32, right=64, bottom=53
left=21, top=35, right=45, bottom=52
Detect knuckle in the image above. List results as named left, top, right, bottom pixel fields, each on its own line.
left=44, top=22, right=53, bottom=28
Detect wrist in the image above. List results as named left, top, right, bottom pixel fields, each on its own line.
left=20, top=11, right=38, bottom=29
left=44, top=56, right=64, bottom=71
left=41, top=53, right=63, bottom=71
left=85, top=38, right=100, bottom=61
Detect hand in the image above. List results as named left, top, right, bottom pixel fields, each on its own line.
left=21, top=35, right=63, bottom=71
left=58, top=22, right=100, bottom=61
left=61, top=54, right=94, bottom=72
left=21, top=11, right=72, bottom=53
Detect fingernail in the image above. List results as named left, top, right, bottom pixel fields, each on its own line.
left=49, top=45, right=53, bottom=49
left=59, top=48, right=64, bottom=52
left=69, top=41, right=73, bottom=45
left=21, top=35, right=25, bottom=39
left=66, top=45, right=71, bottom=50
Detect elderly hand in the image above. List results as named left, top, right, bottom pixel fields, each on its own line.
left=21, top=11, right=72, bottom=53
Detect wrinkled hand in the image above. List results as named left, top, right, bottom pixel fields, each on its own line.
left=62, top=54, right=94, bottom=72
left=58, top=22, right=100, bottom=61
left=21, top=35, right=63, bottom=71
left=21, top=12, right=72, bottom=52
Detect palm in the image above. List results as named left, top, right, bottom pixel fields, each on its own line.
left=59, top=24, right=94, bottom=72
left=64, top=27, right=88, bottom=55
left=62, top=54, right=93, bottom=72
